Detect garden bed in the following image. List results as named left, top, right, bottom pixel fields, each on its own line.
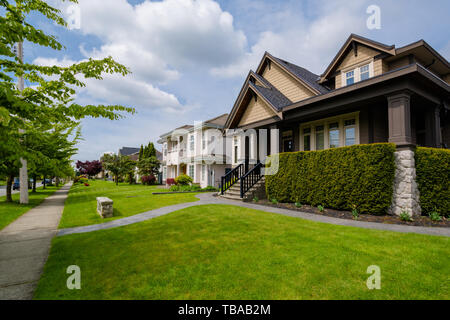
left=152, top=190, right=216, bottom=195
left=254, top=200, right=450, bottom=228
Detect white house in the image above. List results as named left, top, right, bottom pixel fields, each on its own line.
left=158, top=114, right=231, bottom=188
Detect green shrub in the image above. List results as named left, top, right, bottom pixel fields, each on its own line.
left=415, top=147, right=450, bottom=217
left=203, top=186, right=218, bottom=192
left=169, top=184, right=202, bottom=192
left=428, top=210, right=442, bottom=222
left=295, top=202, right=302, bottom=208
left=175, top=174, right=193, bottom=186
left=317, top=205, right=324, bottom=212
left=266, top=143, right=396, bottom=214
left=400, top=211, right=413, bottom=222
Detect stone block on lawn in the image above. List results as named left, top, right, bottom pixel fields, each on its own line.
left=96, top=197, right=114, bottom=218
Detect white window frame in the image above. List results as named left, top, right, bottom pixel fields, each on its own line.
left=341, top=60, right=374, bottom=87
left=188, top=165, right=195, bottom=179
left=299, top=112, right=360, bottom=151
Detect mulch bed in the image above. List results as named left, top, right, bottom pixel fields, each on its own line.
left=253, top=200, right=449, bottom=228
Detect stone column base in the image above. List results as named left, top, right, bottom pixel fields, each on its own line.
left=389, top=149, right=421, bottom=217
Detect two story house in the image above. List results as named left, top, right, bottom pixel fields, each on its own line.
left=225, top=34, right=449, bottom=169
left=158, top=114, right=230, bottom=188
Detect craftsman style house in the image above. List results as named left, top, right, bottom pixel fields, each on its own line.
left=220, top=34, right=450, bottom=199
left=225, top=34, right=449, bottom=161
left=158, top=114, right=230, bottom=188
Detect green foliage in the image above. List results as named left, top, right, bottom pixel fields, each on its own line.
left=295, top=202, right=302, bottom=208
left=203, top=186, right=218, bottom=192
left=271, top=199, right=278, bottom=205
left=415, top=147, right=450, bottom=217
left=266, top=144, right=396, bottom=214
left=351, top=204, right=359, bottom=220
left=400, top=211, right=413, bottom=222
left=175, top=174, right=193, bottom=186
left=169, top=185, right=202, bottom=192
left=317, top=205, right=324, bottom=212
left=253, top=196, right=259, bottom=202
left=428, top=210, right=442, bottom=222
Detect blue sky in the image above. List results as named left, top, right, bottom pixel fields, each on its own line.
left=27, top=0, right=450, bottom=161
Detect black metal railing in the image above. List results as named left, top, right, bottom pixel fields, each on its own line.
left=221, top=164, right=244, bottom=195
left=240, top=162, right=262, bottom=198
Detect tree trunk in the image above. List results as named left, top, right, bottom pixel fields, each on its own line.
left=56, top=177, right=60, bottom=187
left=115, top=175, right=119, bottom=186
left=6, top=174, right=13, bottom=203
left=32, top=174, right=37, bottom=193
left=43, top=175, right=46, bottom=189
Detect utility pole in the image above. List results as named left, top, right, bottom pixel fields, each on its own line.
left=16, top=42, right=29, bottom=204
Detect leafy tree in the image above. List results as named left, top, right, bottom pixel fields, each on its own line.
left=101, top=153, right=136, bottom=186
left=137, top=156, right=160, bottom=177
left=0, top=0, right=135, bottom=199
left=76, top=160, right=102, bottom=178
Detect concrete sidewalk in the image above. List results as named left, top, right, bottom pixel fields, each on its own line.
left=0, top=183, right=72, bottom=300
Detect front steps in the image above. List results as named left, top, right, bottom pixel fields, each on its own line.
left=220, top=177, right=266, bottom=201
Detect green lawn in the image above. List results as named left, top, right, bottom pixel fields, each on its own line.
left=35, top=204, right=449, bottom=300
left=0, top=186, right=60, bottom=230
left=58, top=180, right=200, bottom=228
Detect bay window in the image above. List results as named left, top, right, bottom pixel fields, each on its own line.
left=315, top=125, right=324, bottom=150
left=328, top=122, right=340, bottom=148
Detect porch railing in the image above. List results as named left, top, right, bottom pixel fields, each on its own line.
left=220, top=164, right=244, bottom=195
left=240, top=162, right=262, bottom=198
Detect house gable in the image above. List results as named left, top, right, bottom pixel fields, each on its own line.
left=260, top=61, right=316, bottom=102
left=238, top=91, right=278, bottom=127
left=320, top=34, right=395, bottom=87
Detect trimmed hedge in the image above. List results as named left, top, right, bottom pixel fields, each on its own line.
left=415, top=147, right=450, bottom=216
left=266, top=143, right=396, bottom=214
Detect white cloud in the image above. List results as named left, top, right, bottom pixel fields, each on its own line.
left=211, top=1, right=367, bottom=78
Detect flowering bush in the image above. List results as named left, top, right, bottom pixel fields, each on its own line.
left=166, top=178, right=176, bottom=186
left=141, top=175, right=156, bottom=186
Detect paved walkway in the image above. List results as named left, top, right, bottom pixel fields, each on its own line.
left=0, top=183, right=72, bottom=300
left=58, top=193, right=450, bottom=238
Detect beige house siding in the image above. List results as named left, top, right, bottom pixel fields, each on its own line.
left=262, top=63, right=315, bottom=102
left=335, top=72, right=342, bottom=88
left=373, top=59, right=388, bottom=76
left=337, top=45, right=379, bottom=72
left=388, top=56, right=410, bottom=71
left=238, top=95, right=276, bottom=126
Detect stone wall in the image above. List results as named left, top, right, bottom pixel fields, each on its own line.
left=389, top=149, right=421, bottom=217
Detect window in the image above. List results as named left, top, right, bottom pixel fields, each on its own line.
left=163, top=144, right=167, bottom=156
left=190, top=135, right=194, bottom=151
left=234, top=146, right=238, bottom=163
left=202, top=165, right=206, bottom=180
left=202, top=132, right=206, bottom=150
left=303, top=128, right=311, bottom=151
left=346, top=71, right=354, bottom=85
left=163, top=167, right=167, bottom=180
left=189, top=165, right=194, bottom=178
left=360, top=64, right=370, bottom=81
left=345, top=119, right=356, bottom=146
left=315, top=125, right=324, bottom=150
left=329, top=123, right=340, bottom=148
left=342, top=62, right=373, bottom=87
left=300, top=112, right=359, bottom=151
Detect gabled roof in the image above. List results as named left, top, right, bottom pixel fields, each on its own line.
left=319, top=34, right=396, bottom=83
left=270, top=55, right=330, bottom=94
left=256, top=52, right=328, bottom=95
left=204, top=113, right=229, bottom=127
left=224, top=70, right=286, bottom=128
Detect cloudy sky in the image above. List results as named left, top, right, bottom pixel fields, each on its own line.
left=27, top=0, right=450, bottom=161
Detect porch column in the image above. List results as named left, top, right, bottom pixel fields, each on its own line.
left=270, top=125, right=279, bottom=155
left=425, top=105, right=442, bottom=148
left=387, top=92, right=412, bottom=147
